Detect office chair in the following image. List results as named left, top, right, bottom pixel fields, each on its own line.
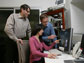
left=17, top=40, right=30, bottom=63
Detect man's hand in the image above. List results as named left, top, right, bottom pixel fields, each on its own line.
left=17, top=39, right=23, bottom=45
left=48, top=35, right=56, bottom=39
left=54, top=40, right=59, bottom=44
left=47, top=53, right=57, bottom=59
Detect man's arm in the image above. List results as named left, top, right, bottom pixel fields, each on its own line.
left=29, top=38, right=48, bottom=57
left=42, top=35, right=56, bottom=40
left=4, top=14, right=18, bottom=42
left=42, top=36, right=48, bottom=40
left=42, top=24, right=57, bottom=40
left=50, top=24, right=57, bottom=41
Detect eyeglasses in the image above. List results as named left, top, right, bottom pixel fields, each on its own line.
left=26, top=10, right=30, bottom=14
left=27, top=10, right=30, bottom=13
left=42, top=21, right=48, bottom=23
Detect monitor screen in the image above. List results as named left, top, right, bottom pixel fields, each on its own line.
left=80, top=34, right=84, bottom=54
left=59, top=28, right=73, bottom=54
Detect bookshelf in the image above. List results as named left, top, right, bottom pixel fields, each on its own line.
left=45, top=8, right=65, bottom=29
left=44, top=8, right=65, bottom=38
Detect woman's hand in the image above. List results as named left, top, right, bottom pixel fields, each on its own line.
left=47, top=53, right=57, bottom=59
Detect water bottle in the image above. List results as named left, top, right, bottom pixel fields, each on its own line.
left=65, top=39, right=68, bottom=47
left=64, top=39, right=68, bottom=52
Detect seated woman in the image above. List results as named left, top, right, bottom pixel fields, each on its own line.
left=29, top=24, right=59, bottom=63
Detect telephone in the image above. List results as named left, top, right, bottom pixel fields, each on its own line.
left=72, top=42, right=82, bottom=58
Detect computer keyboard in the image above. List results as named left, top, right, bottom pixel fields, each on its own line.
left=49, top=49, right=62, bottom=55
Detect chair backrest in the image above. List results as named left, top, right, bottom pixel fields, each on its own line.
left=17, top=40, right=30, bottom=63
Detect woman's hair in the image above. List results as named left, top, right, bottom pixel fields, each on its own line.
left=32, top=24, right=44, bottom=36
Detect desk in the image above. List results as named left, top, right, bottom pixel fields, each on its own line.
left=44, top=50, right=75, bottom=63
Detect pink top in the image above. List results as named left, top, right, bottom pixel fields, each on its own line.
left=29, top=36, right=56, bottom=63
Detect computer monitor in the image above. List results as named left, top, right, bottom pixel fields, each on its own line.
left=80, top=34, right=84, bottom=54
left=59, top=28, right=73, bottom=54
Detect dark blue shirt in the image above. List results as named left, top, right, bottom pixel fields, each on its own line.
left=42, top=22, right=57, bottom=47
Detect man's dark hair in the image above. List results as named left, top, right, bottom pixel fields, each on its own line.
left=20, top=4, right=30, bottom=12
left=40, top=14, right=48, bottom=21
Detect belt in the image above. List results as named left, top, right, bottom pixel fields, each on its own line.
left=21, top=37, right=28, bottom=40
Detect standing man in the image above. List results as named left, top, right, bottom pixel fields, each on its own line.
left=40, top=14, right=59, bottom=48
left=4, top=4, right=31, bottom=63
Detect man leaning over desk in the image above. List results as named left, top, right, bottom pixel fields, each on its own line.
left=40, top=14, right=59, bottom=48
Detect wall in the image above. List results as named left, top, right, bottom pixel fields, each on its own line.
left=70, top=3, right=84, bottom=34
left=64, top=0, right=72, bottom=28
left=0, top=0, right=56, bottom=11
left=73, top=34, right=82, bottom=44
left=0, top=0, right=71, bottom=27
left=70, top=0, right=84, bottom=44
left=61, top=0, right=84, bottom=44
left=0, top=0, right=81, bottom=44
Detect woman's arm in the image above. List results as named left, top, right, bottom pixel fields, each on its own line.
left=29, top=38, right=48, bottom=57
left=42, top=42, right=56, bottom=50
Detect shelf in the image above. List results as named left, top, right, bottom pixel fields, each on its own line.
left=54, top=27, right=61, bottom=29
left=54, top=18, right=62, bottom=22
left=45, top=8, right=65, bottom=29
left=43, top=8, right=66, bottom=38
left=45, top=8, right=64, bottom=15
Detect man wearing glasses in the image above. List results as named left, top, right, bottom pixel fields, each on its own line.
left=4, top=4, right=31, bottom=63
left=40, top=14, right=59, bottom=48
